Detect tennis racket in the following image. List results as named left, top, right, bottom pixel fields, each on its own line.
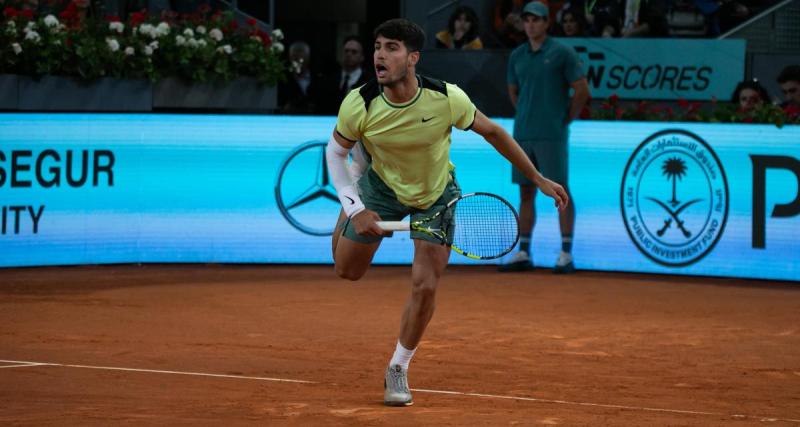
left=377, top=192, right=520, bottom=260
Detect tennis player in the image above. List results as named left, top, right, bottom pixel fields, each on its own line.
left=327, top=18, right=568, bottom=407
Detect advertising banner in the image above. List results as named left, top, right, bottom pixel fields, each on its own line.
left=1, top=114, right=797, bottom=281
left=559, top=38, right=746, bottom=101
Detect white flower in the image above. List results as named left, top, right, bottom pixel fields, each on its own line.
left=216, top=44, right=233, bottom=54
left=106, top=38, right=120, bottom=52
left=5, top=21, right=15, bottom=35
left=183, top=28, right=194, bottom=37
left=155, top=22, right=170, bottom=37
left=250, top=35, right=261, bottom=42
left=187, top=38, right=198, bottom=48
left=271, top=42, right=284, bottom=53
left=12, top=43, right=22, bottom=55
left=209, top=28, right=223, bottom=41
left=109, top=21, right=124, bottom=34
left=195, top=25, right=206, bottom=34
left=43, top=15, right=59, bottom=28
left=139, top=23, right=154, bottom=38
left=124, top=46, right=135, bottom=56
left=7, top=20, right=15, bottom=29
left=143, top=45, right=153, bottom=56
left=148, top=40, right=159, bottom=50
left=24, top=22, right=37, bottom=32
left=24, top=30, right=40, bottom=43
left=271, top=28, right=283, bottom=41
left=197, top=39, right=207, bottom=47
left=175, top=35, right=186, bottom=46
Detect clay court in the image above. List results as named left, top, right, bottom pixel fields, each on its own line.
left=0, top=265, right=798, bottom=426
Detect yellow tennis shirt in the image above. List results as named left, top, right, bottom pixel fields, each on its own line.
left=335, top=75, right=477, bottom=209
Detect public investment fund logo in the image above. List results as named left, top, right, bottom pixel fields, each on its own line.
left=621, top=130, right=729, bottom=267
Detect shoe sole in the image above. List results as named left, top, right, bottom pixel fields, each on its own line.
left=383, top=400, right=414, bottom=407
left=498, top=262, right=535, bottom=272
left=553, top=262, right=575, bottom=274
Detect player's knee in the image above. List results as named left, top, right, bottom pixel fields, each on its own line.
left=334, top=263, right=365, bottom=281
left=411, top=280, right=437, bottom=301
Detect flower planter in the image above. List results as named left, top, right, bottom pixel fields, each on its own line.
left=153, top=77, right=277, bottom=112
left=0, top=74, right=19, bottom=110
left=17, top=75, right=152, bottom=111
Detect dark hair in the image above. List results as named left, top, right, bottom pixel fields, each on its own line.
left=447, top=6, right=480, bottom=42
left=560, top=8, right=587, bottom=36
left=777, top=65, right=800, bottom=84
left=342, top=35, right=364, bottom=49
left=374, top=18, right=426, bottom=52
left=731, top=80, right=770, bottom=104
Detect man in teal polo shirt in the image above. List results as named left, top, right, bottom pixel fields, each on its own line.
left=500, top=1, right=590, bottom=274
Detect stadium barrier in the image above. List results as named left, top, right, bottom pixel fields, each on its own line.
left=0, top=114, right=797, bottom=281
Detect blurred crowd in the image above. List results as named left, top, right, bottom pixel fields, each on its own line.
left=4, top=0, right=796, bottom=116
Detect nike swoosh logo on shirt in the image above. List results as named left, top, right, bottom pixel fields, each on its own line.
left=422, top=117, right=434, bottom=122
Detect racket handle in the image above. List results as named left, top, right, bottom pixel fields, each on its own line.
left=376, top=221, right=410, bottom=232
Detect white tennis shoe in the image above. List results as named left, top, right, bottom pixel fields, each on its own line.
left=384, top=364, right=413, bottom=406
left=554, top=251, right=575, bottom=274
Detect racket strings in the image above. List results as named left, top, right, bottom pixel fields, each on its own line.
left=451, top=194, right=519, bottom=259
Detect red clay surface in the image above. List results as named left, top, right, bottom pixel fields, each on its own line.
left=0, top=265, right=798, bottom=426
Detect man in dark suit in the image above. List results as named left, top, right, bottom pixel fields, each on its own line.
left=319, top=36, right=373, bottom=115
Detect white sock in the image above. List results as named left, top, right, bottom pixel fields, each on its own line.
left=389, top=341, right=416, bottom=370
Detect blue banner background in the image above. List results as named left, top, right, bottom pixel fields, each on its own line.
left=559, top=38, right=746, bottom=101
left=0, top=114, right=797, bottom=281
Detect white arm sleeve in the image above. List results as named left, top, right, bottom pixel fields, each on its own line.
left=326, top=136, right=365, bottom=218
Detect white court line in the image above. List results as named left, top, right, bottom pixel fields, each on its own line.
left=0, top=359, right=315, bottom=384
left=1, top=359, right=798, bottom=423
left=0, top=363, right=45, bottom=369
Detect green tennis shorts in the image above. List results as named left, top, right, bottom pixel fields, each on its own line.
left=341, top=168, right=461, bottom=244
left=512, top=139, right=568, bottom=186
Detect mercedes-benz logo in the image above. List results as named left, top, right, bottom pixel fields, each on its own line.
left=274, top=140, right=339, bottom=236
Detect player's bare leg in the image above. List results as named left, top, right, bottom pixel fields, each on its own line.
left=331, top=209, right=381, bottom=281
left=399, top=239, right=450, bottom=347
left=384, top=239, right=450, bottom=407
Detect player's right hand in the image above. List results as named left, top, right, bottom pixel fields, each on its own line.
left=351, top=209, right=386, bottom=236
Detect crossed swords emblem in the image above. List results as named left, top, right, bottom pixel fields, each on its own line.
left=647, top=197, right=701, bottom=238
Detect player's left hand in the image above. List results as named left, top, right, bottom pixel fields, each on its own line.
left=536, top=177, right=569, bottom=211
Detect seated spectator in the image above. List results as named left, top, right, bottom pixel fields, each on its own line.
left=556, top=7, right=587, bottom=36
left=731, top=80, right=770, bottom=111
left=622, top=0, right=669, bottom=37
left=493, top=0, right=527, bottom=47
left=557, top=0, right=621, bottom=37
left=318, top=36, right=373, bottom=115
left=777, top=65, right=800, bottom=108
left=436, top=6, right=484, bottom=49
left=278, top=41, right=321, bottom=115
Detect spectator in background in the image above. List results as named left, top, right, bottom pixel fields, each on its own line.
left=436, top=6, right=484, bottom=49
left=557, top=8, right=587, bottom=36
left=319, top=36, right=372, bottom=115
left=278, top=41, right=320, bottom=115
left=731, top=80, right=770, bottom=111
left=493, top=0, right=527, bottom=47
left=777, top=65, right=800, bottom=108
left=622, top=0, right=668, bottom=37
left=558, top=0, right=621, bottom=37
